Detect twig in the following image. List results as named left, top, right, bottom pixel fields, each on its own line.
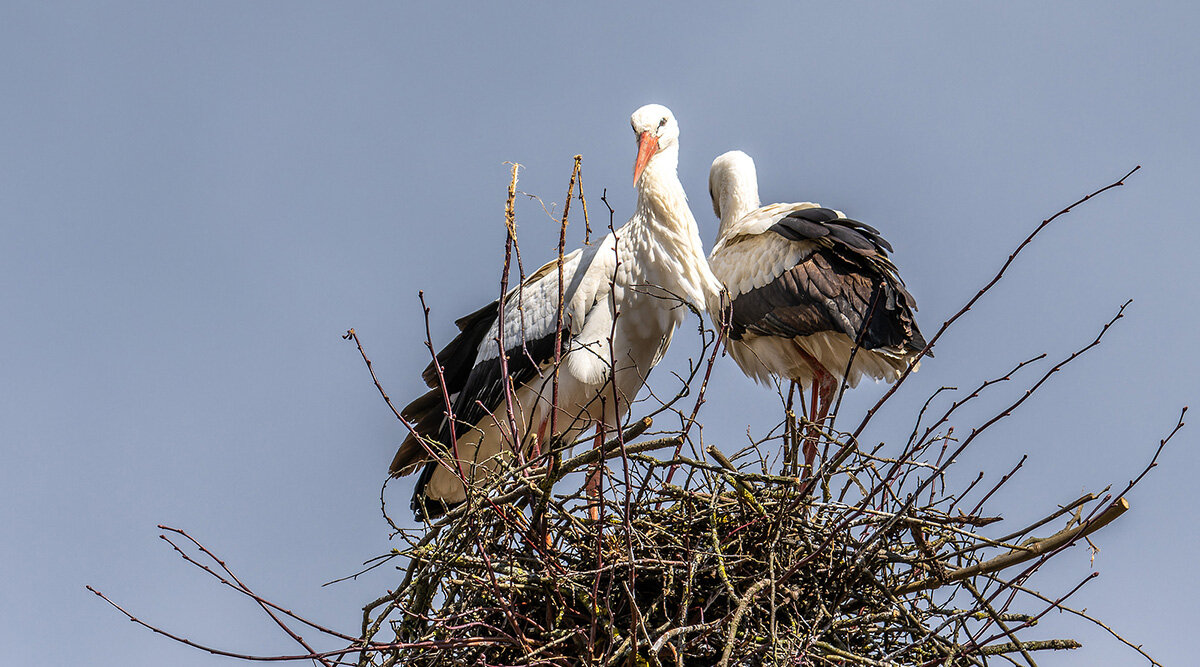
left=894, top=497, right=1129, bottom=595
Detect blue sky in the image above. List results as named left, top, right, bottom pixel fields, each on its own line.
left=2, top=3, right=1195, bottom=665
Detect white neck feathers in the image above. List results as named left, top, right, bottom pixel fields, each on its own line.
left=628, top=143, right=723, bottom=309
left=710, top=151, right=761, bottom=242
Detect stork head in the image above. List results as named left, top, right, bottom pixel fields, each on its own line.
left=709, top=150, right=761, bottom=234
left=631, top=104, right=679, bottom=187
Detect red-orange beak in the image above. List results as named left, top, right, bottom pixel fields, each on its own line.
left=633, top=131, right=659, bottom=186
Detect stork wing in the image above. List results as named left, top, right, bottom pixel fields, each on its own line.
left=713, top=205, right=924, bottom=353
left=390, top=234, right=618, bottom=475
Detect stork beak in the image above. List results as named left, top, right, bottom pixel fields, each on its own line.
left=633, top=131, right=659, bottom=186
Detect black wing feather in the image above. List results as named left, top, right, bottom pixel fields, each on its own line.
left=769, top=216, right=830, bottom=241
left=420, top=301, right=499, bottom=390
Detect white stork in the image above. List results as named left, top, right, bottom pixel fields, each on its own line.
left=391, top=104, right=721, bottom=519
left=707, top=150, right=926, bottom=470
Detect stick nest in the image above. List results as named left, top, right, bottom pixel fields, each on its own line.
left=363, top=407, right=1138, bottom=667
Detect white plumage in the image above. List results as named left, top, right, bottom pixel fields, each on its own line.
left=391, top=105, right=721, bottom=518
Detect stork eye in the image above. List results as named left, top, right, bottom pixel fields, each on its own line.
left=658, top=118, right=667, bottom=128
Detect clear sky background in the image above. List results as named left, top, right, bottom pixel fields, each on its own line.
left=2, top=3, right=1195, bottom=665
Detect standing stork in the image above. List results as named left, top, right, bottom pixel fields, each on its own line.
left=390, top=105, right=721, bottom=519
left=707, top=150, right=926, bottom=472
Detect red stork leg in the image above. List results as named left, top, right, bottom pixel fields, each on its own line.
left=792, top=344, right=835, bottom=477
left=586, top=423, right=604, bottom=521
left=804, top=369, right=837, bottom=471
left=801, top=378, right=821, bottom=474
left=534, top=417, right=556, bottom=548
left=532, top=417, right=550, bottom=460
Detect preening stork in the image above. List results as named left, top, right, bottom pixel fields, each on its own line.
left=391, top=105, right=721, bottom=519
left=707, top=150, right=926, bottom=470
